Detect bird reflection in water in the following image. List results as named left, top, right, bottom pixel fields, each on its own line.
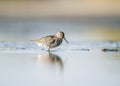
left=36, top=51, right=63, bottom=73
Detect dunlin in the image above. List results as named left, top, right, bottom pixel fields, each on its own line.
left=31, top=32, right=68, bottom=51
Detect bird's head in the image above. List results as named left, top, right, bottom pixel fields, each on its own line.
left=56, top=32, right=68, bottom=43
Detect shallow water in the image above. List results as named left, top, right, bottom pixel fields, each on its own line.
left=0, top=18, right=120, bottom=86
left=0, top=51, right=120, bottom=86
left=0, top=41, right=120, bottom=86
left=0, top=41, right=120, bottom=53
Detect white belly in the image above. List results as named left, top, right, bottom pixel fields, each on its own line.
left=36, top=43, right=47, bottom=48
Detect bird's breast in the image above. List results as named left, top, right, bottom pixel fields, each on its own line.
left=56, top=39, right=63, bottom=46
left=49, top=38, right=63, bottom=48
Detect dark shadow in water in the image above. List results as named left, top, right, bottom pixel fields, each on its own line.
left=36, top=51, right=64, bottom=72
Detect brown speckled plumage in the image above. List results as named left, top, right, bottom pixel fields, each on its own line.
left=31, top=32, right=68, bottom=51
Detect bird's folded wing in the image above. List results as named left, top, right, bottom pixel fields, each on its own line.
left=32, top=35, right=55, bottom=45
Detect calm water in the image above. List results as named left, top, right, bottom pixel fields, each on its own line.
left=0, top=41, right=120, bottom=86
left=0, top=18, right=120, bottom=86
left=0, top=51, right=120, bottom=86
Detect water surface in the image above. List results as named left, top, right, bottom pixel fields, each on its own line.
left=0, top=18, right=120, bottom=86
left=0, top=50, right=120, bottom=86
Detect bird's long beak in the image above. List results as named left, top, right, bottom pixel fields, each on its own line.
left=64, top=37, right=68, bottom=43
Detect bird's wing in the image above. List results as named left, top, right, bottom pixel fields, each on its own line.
left=32, top=35, right=56, bottom=45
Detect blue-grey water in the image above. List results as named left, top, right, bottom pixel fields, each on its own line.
left=0, top=18, right=120, bottom=86
left=0, top=46, right=120, bottom=86
left=0, top=18, right=120, bottom=41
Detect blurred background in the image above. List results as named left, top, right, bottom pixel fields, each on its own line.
left=0, top=0, right=120, bottom=42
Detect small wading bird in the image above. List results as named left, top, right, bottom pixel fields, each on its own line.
left=31, top=32, right=68, bottom=51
